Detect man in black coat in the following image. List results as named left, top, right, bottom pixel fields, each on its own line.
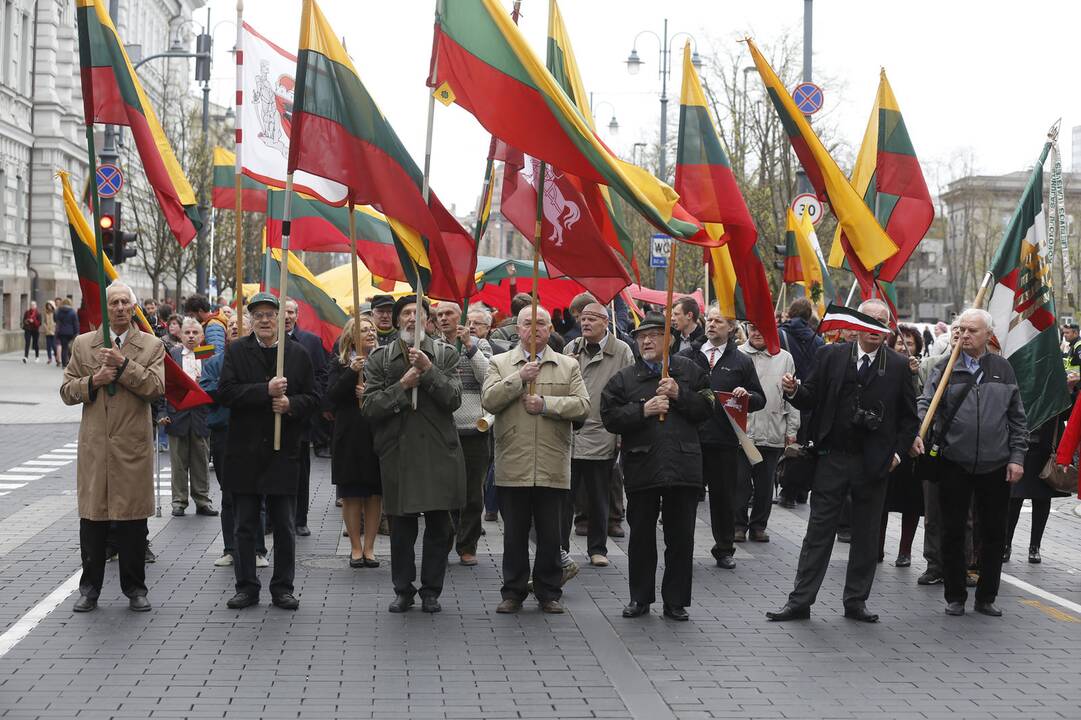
left=669, top=296, right=704, bottom=356
left=680, top=305, right=765, bottom=568
left=283, top=298, right=328, bottom=535
left=218, top=293, right=319, bottom=610
left=767, top=299, right=919, bottom=623
left=601, top=312, right=714, bottom=622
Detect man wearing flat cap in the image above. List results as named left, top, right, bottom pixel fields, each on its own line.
left=362, top=295, right=466, bottom=614
left=217, top=292, right=320, bottom=611
left=370, top=294, right=399, bottom=347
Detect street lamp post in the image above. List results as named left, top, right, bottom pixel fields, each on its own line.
left=588, top=94, right=620, bottom=135
left=625, top=20, right=701, bottom=290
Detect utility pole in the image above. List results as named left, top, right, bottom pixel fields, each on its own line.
left=194, top=7, right=213, bottom=296
left=97, top=0, right=121, bottom=222
left=796, top=0, right=813, bottom=194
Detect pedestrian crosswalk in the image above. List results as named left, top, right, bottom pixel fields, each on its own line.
left=0, top=443, right=76, bottom=497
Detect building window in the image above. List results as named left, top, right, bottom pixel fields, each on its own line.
left=20, top=11, right=30, bottom=94
left=0, top=168, right=6, bottom=244
left=2, top=0, right=13, bottom=88
left=16, top=174, right=23, bottom=241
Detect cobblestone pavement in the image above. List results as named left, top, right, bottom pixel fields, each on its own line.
left=1, top=375, right=1081, bottom=717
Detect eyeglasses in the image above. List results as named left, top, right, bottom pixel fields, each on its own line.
left=637, top=332, right=663, bottom=342
left=251, top=311, right=277, bottom=321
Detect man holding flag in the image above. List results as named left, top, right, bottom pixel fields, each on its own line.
left=61, top=281, right=165, bottom=613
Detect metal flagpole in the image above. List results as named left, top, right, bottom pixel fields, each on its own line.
left=234, top=0, right=246, bottom=335
left=348, top=201, right=363, bottom=407
left=845, top=278, right=859, bottom=307
left=272, top=174, right=295, bottom=450
left=703, top=262, right=710, bottom=308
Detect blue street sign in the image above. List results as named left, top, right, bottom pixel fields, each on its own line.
left=95, top=164, right=124, bottom=198
left=649, top=234, right=672, bottom=269
left=792, top=82, right=824, bottom=115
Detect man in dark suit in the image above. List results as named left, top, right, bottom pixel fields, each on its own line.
left=679, top=305, right=765, bottom=568
left=283, top=298, right=328, bottom=536
left=217, top=293, right=319, bottom=610
left=767, top=299, right=919, bottom=623
left=669, top=296, right=704, bottom=356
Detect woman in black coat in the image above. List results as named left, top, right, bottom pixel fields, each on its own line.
left=326, top=316, right=382, bottom=568
left=1006, top=419, right=1068, bottom=564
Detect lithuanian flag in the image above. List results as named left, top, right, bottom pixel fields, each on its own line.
left=76, top=0, right=201, bottom=247
left=546, top=0, right=638, bottom=273
left=58, top=171, right=211, bottom=410
left=212, top=148, right=267, bottom=213
left=263, top=247, right=349, bottom=353
left=828, top=69, right=933, bottom=283
left=288, top=0, right=476, bottom=302
left=431, top=0, right=704, bottom=243
left=265, top=190, right=405, bottom=289
left=746, top=38, right=897, bottom=271
left=676, top=43, right=778, bottom=353
left=784, top=209, right=836, bottom=317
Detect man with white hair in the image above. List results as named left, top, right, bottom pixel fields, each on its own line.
left=158, top=317, right=216, bottom=517
left=767, top=298, right=919, bottom=623
left=482, top=305, right=589, bottom=615
left=915, top=307, right=1027, bottom=617
left=61, top=280, right=165, bottom=612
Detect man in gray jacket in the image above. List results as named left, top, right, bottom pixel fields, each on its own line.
left=562, top=302, right=634, bottom=567
left=915, top=308, right=1027, bottom=618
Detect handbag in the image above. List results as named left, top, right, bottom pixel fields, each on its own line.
left=918, top=371, right=978, bottom=484
left=1041, top=421, right=1078, bottom=493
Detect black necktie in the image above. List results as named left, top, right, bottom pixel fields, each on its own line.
left=585, top=342, right=601, bottom=357
left=858, top=354, right=872, bottom=384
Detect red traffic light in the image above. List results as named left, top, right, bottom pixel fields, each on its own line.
left=99, top=214, right=114, bottom=230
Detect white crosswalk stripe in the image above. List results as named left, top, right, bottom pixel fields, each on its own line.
left=22, top=460, right=70, bottom=467
left=0, top=483, right=26, bottom=490
left=3, top=467, right=49, bottom=474
left=0, top=474, right=42, bottom=482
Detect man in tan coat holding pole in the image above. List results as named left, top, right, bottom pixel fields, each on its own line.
left=61, top=281, right=165, bottom=612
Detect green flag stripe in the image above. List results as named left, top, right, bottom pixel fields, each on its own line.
left=877, top=108, right=916, bottom=157
left=78, top=8, right=145, bottom=119
left=676, top=105, right=733, bottom=168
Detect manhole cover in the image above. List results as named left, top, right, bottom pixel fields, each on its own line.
left=300, top=555, right=347, bottom=570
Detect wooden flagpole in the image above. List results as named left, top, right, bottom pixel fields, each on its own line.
left=348, top=201, right=363, bottom=407
left=658, top=240, right=678, bottom=422
left=233, top=0, right=245, bottom=336
left=528, top=161, right=547, bottom=394
left=272, top=173, right=296, bottom=450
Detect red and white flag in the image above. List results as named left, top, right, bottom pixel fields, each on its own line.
left=715, top=391, right=762, bottom=465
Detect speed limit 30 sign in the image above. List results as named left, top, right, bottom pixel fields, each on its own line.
left=791, top=193, right=824, bottom=225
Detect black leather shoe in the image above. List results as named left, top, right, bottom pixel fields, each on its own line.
left=1028, top=546, right=1041, bottom=564
left=917, top=570, right=943, bottom=585
left=779, top=497, right=796, bottom=509
left=945, top=601, right=965, bottom=616
left=73, top=595, right=97, bottom=613
left=733, top=529, right=747, bottom=543
left=716, top=555, right=736, bottom=570
left=836, top=531, right=852, bottom=543
left=421, top=597, right=442, bottom=613
left=272, top=593, right=299, bottom=610
left=622, top=601, right=649, bottom=618
left=349, top=556, right=365, bottom=568
left=843, top=605, right=879, bottom=623
left=128, top=595, right=152, bottom=612
left=295, top=525, right=311, bottom=537
left=974, top=601, right=1003, bottom=617
left=766, top=604, right=810, bottom=621
left=662, top=605, right=689, bottom=621
left=226, top=592, right=258, bottom=609
left=363, top=557, right=380, bottom=568
left=389, top=594, right=414, bottom=613
left=171, top=507, right=185, bottom=517
left=196, top=506, right=219, bottom=517
left=1002, top=544, right=1012, bottom=563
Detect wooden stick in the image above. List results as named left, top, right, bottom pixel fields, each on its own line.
left=272, top=173, right=296, bottom=451
left=918, top=272, right=992, bottom=441
left=233, top=0, right=245, bottom=338
left=348, top=201, right=363, bottom=407
left=659, top=240, right=678, bottom=422
left=529, top=161, right=547, bottom=395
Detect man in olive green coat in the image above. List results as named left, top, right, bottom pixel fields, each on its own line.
left=363, top=295, right=465, bottom=614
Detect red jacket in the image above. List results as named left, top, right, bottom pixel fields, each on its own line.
left=1055, top=392, right=1081, bottom=496
left=22, top=308, right=40, bottom=331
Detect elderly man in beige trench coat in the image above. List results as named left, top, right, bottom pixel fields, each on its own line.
left=61, top=281, right=165, bottom=613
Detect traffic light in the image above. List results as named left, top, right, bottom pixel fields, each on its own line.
left=112, top=202, right=137, bottom=265
left=99, top=213, right=116, bottom=262
left=773, top=244, right=786, bottom=271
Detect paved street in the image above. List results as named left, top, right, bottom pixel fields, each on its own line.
left=1, top=351, right=1081, bottom=719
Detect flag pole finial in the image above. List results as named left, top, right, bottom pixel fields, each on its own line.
left=1048, top=118, right=1062, bottom=142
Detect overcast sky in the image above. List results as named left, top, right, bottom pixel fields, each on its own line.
left=199, top=0, right=1081, bottom=214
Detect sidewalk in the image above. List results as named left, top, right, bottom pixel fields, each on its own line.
left=0, top=352, right=82, bottom=425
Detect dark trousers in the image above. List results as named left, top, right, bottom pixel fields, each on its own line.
left=79, top=518, right=147, bottom=599
left=59, top=335, right=73, bottom=367
left=626, top=485, right=698, bottom=608
left=562, top=458, right=612, bottom=557
left=45, top=335, right=55, bottom=362
left=1008, top=497, right=1051, bottom=550
left=23, top=329, right=39, bottom=358
left=389, top=511, right=453, bottom=600
left=789, top=452, right=888, bottom=610
left=703, top=445, right=738, bottom=559
left=234, top=493, right=295, bottom=598
left=209, top=428, right=265, bottom=556
left=483, top=465, right=498, bottom=514
left=922, top=479, right=942, bottom=573
left=735, top=446, right=780, bottom=533
left=453, top=433, right=491, bottom=556
left=499, top=486, right=565, bottom=602
left=939, top=462, right=1009, bottom=605
left=295, top=441, right=311, bottom=526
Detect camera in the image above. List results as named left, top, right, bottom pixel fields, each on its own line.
left=851, top=396, right=884, bottom=432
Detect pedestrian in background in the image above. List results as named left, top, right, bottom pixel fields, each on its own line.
left=61, top=281, right=164, bottom=613
left=42, top=300, right=57, bottom=365
left=22, top=301, right=41, bottom=363
left=1006, top=420, right=1068, bottom=565
left=326, top=316, right=382, bottom=568
left=55, top=297, right=79, bottom=368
